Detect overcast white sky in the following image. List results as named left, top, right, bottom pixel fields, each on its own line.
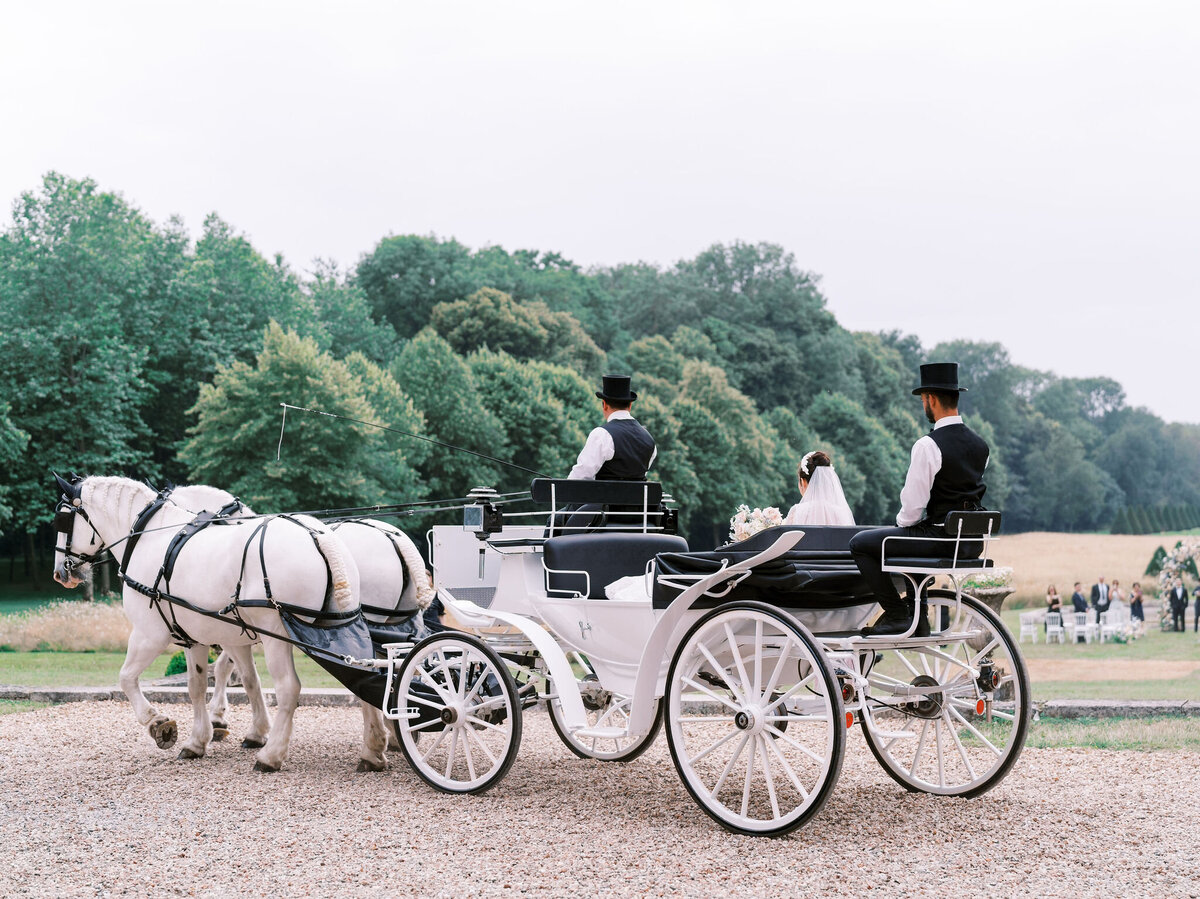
left=2, top=1, right=1197, bottom=423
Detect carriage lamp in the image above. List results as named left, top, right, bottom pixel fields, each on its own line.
left=840, top=681, right=856, bottom=704
left=976, top=659, right=999, bottom=693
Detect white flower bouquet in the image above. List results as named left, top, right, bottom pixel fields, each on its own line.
left=729, top=505, right=784, bottom=542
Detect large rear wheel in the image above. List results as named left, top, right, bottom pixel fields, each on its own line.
left=665, top=602, right=844, bottom=836
left=860, top=589, right=1030, bottom=797
left=392, top=633, right=522, bottom=794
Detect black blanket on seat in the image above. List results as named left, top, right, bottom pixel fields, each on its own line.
left=651, top=525, right=876, bottom=611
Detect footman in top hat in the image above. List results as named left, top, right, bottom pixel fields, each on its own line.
left=849, top=362, right=991, bottom=636
left=568, top=374, right=657, bottom=481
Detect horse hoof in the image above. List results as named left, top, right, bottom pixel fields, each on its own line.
left=241, top=737, right=267, bottom=749
left=150, top=718, right=178, bottom=750
left=178, top=747, right=203, bottom=760
left=211, top=727, right=229, bottom=742
left=356, top=758, right=386, bottom=773
left=253, top=760, right=280, bottom=773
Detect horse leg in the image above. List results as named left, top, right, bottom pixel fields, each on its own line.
left=356, top=701, right=389, bottom=772
left=254, top=638, right=299, bottom=772
left=178, top=645, right=213, bottom=759
left=208, top=649, right=236, bottom=741
left=119, top=630, right=177, bottom=750
left=225, top=643, right=270, bottom=748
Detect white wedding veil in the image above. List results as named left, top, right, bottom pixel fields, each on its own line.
left=784, top=462, right=856, bottom=526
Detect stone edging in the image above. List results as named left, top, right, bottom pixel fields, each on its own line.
left=5, top=686, right=1200, bottom=718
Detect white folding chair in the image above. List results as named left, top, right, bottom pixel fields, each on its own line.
left=1045, top=611, right=1066, bottom=644
left=1067, top=611, right=1093, bottom=644
left=1019, top=611, right=1039, bottom=644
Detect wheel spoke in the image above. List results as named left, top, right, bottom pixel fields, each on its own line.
left=757, top=736, right=781, bottom=820
left=909, top=719, right=932, bottom=777
left=686, top=727, right=743, bottom=765
left=723, top=622, right=754, bottom=704
left=764, top=724, right=825, bottom=765
left=681, top=675, right=741, bottom=712
left=764, top=728, right=811, bottom=800
left=697, top=642, right=745, bottom=707
left=944, top=710, right=977, bottom=780
left=948, top=705, right=1003, bottom=756
left=420, top=726, right=449, bottom=762
left=464, top=724, right=499, bottom=767
left=740, top=735, right=756, bottom=818
left=711, top=732, right=749, bottom=799
left=760, top=636, right=794, bottom=701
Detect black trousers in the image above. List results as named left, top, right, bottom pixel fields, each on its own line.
left=849, top=524, right=949, bottom=610
left=1171, top=606, right=1185, bottom=631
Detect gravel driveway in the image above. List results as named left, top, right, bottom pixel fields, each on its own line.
left=2, top=702, right=1196, bottom=898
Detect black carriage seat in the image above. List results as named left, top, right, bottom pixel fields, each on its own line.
left=544, top=532, right=689, bottom=599
left=650, top=519, right=998, bottom=611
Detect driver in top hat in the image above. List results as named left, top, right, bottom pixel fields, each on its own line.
left=568, top=374, right=656, bottom=481
left=849, top=362, right=990, bottom=636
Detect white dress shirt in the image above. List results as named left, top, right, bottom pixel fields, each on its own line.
left=568, top=410, right=657, bottom=480
left=895, top=415, right=989, bottom=527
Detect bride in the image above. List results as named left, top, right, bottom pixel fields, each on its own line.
left=783, top=451, right=855, bottom=526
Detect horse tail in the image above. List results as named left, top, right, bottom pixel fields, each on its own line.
left=311, top=527, right=356, bottom=612
left=390, top=529, right=434, bottom=611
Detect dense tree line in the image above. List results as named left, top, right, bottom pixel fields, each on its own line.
left=2, top=173, right=1198, bottom=575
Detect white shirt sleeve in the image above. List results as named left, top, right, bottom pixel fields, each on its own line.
left=896, top=435, right=942, bottom=527
left=568, top=427, right=615, bottom=480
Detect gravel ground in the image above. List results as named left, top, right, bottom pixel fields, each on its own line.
left=2, top=702, right=1197, bottom=898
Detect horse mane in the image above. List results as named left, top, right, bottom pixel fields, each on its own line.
left=84, top=476, right=158, bottom=527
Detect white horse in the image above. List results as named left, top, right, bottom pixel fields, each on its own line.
left=52, top=475, right=389, bottom=772
left=163, top=485, right=434, bottom=751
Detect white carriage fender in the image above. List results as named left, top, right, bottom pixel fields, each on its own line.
left=625, top=529, right=806, bottom=736
left=450, top=602, right=591, bottom=732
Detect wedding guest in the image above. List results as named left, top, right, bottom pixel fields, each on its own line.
left=1045, top=584, right=1062, bottom=633
left=1109, top=579, right=1125, bottom=615
left=1091, top=576, right=1111, bottom=619
left=1070, top=582, right=1088, bottom=642
left=1193, top=584, right=1200, bottom=633
left=1129, top=582, right=1145, bottom=636
left=1070, top=582, right=1088, bottom=614
left=783, top=451, right=856, bottom=526
left=1167, top=578, right=1188, bottom=631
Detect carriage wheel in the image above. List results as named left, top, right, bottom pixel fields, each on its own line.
left=392, top=633, right=522, bottom=794
left=547, top=652, right=663, bottom=762
left=860, top=589, right=1030, bottom=797
left=665, top=602, right=845, bottom=836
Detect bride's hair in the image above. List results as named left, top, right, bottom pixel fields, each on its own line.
left=798, top=450, right=832, bottom=481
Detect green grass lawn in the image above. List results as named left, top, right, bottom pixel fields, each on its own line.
left=0, top=650, right=345, bottom=689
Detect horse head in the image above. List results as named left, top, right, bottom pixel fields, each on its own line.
left=51, top=472, right=101, bottom=589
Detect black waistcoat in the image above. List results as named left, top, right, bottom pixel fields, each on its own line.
left=924, top=423, right=989, bottom=524
left=597, top=418, right=656, bottom=481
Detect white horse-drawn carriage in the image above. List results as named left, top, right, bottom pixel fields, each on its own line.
left=52, top=473, right=1028, bottom=837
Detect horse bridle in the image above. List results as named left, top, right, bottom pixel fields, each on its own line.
left=52, top=474, right=107, bottom=573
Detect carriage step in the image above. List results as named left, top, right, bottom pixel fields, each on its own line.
left=572, top=726, right=627, bottom=740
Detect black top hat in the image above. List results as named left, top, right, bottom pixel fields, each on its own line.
left=912, top=362, right=967, bottom=395
left=596, top=374, right=638, bottom=402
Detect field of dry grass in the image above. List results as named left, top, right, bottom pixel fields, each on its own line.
left=985, top=532, right=1184, bottom=608
left=0, top=600, right=131, bottom=651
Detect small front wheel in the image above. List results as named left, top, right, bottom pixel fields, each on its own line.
left=547, top=652, right=663, bottom=762
left=665, top=602, right=845, bottom=836
left=392, top=633, right=522, bottom=794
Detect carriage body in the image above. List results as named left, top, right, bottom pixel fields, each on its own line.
left=414, top=479, right=1029, bottom=834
